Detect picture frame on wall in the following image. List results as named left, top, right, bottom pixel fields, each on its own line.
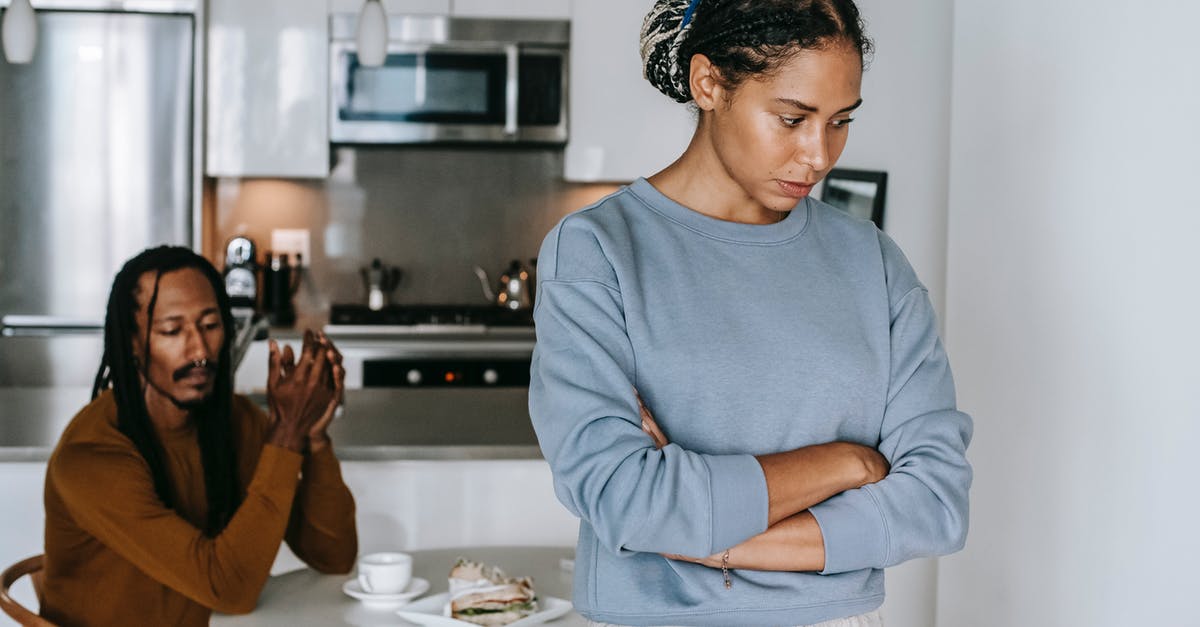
left=820, top=168, right=888, bottom=229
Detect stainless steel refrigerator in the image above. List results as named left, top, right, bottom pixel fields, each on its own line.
left=0, top=6, right=199, bottom=387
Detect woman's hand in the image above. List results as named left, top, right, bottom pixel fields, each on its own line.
left=307, top=332, right=344, bottom=453
left=266, top=331, right=336, bottom=452
left=636, top=390, right=669, bottom=449
left=662, top=551, right=722, bottom=568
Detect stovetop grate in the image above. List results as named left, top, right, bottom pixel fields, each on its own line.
left=328, top=304, right=533, bottom=327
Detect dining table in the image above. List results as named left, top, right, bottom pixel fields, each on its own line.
left=211, top=545, right=586, bottom=627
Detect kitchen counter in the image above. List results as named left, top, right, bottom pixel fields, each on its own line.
left=0, top=386, right=542, bottom=462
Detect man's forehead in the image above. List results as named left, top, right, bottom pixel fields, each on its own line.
left=134, top=267, right=220, bottom=315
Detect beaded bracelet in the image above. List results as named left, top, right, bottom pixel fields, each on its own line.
left=722, top=549, right=731, bottom=589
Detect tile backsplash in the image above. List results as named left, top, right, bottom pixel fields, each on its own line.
left=209, top=146, right=619, bottom=323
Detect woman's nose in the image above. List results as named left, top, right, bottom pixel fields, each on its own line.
left=793, top=127, right=830, bottom=173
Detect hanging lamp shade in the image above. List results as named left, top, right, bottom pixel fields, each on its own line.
left=2, top=0, right=38, bottom=64
left=356, top=0, right=388, bottom=67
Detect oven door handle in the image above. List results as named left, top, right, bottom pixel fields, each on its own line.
left=504, top=43, right=519, bottom=136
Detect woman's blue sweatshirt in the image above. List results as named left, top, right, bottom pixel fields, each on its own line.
left=529, top=178, right=973, bottom=626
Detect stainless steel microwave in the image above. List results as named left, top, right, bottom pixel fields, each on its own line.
left=329, top=14, right=569, bottom=144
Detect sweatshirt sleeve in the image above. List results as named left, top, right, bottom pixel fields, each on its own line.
left=50, top=440, right=303, bottom=614
left=284, top=445, right=359, bottom=574
left=808, top=232, right=974, bottom=574
left=529, top=219, right=770, bottom=558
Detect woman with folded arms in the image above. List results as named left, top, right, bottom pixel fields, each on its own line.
left=528, top=1, right=973, bottom=625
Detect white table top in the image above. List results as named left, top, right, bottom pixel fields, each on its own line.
left=212, top=546, right=586, bottom=627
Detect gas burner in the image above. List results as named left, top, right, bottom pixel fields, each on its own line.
left=328, top=304, right=533, bottom=331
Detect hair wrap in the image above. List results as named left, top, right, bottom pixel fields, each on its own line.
left=680, top=0, right=702, bottom=27
left=639, top=0, right=699, bottom=103
left=639, top=0, right=872, bottom=105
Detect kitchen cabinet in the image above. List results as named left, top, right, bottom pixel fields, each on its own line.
left=206, top=0, right=329, bottom=178
left=451, top=0, right=570, bottom=19
left=564, top=0, right=694, bottom=182
left=328, top=0, right=450, bottom=14
left=0, top=461, right=47, bottom=621
left=328, top=1, right=566, bottom=18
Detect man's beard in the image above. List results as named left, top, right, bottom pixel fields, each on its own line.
left=141, top=362, right=219, bottom=411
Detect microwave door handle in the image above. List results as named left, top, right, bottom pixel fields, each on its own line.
left=504, top=44, right=519, bottom=136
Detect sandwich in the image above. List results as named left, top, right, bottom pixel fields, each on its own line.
left=447, top=558, right=539, bottom=626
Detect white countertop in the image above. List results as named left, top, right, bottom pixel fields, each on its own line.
left=212, top=546, right=584, bottom=627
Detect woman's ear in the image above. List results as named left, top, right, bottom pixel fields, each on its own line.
left=689, top=53, right=726, bottom=111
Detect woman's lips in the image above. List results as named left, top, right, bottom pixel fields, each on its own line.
left=776, top=179, right=815, bottom=199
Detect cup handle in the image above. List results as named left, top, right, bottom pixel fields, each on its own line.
left=358, top=574, right=373, bottom=593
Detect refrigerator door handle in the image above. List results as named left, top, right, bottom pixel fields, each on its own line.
left=1, top=315, right=104, bottom=336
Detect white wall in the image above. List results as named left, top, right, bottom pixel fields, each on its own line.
left=835, top=3, right=955, bottom=626
left=838, top=0, right=955, bottom=320
left=939, top=2, right=1200, bottom=625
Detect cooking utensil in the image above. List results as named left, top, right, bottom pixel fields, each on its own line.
left=361, top=258, right=402, bottom=311
left=473, top=259, right=534, bottom=311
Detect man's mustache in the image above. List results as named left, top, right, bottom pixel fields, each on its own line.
left=172, top=362, right=217, bottom=381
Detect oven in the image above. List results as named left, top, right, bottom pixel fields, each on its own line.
left=323, top=304, right=537, bottom=439
left=329, top=14, right=569, bottom=145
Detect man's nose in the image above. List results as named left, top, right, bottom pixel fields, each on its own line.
left=183, top=326, right=210, bottom=361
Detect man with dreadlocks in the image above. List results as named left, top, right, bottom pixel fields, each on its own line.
left=528, top=0, right=971, bottom=625
left=39, top=246, right=357, bottom=626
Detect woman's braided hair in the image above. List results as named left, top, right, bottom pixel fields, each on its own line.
left=640, top=0, right=872, bottom=103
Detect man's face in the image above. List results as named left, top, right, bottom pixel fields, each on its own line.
left=131, top=267, right=225, bottom=409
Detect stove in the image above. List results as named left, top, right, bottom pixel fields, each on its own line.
left=325, top=304, right=533, bottom=336
left=321, top=304, right=536, bottom=389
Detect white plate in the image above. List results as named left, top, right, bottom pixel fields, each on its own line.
left=396, top=592, right=572, bottom=626
left=342, top=577, right=431, bottom=608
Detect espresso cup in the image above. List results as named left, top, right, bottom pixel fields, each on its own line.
left=357, top=552, right=413, bottom=595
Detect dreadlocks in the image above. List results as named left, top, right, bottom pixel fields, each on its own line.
left=640, top=0, right=873, bottom=103
left=92, top=245, right=241, bottom=537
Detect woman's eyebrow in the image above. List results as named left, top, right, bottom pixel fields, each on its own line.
left=775, top=98, right=864, bottom=114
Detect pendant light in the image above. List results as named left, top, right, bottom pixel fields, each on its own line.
left=2, top=0, right=38, bottom=65
left=356, top=0, right=388, bottom=68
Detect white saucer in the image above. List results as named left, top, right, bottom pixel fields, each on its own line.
left=342, top=577, right=430, bottom=609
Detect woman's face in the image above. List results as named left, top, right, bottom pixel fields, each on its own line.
left=697, top=44, right=864, bottom=214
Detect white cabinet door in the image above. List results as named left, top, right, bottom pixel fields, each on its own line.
left=206, top=0, right=329, bottom=178
left=451, top=0, right=570, bottom=19
left=0, top=462, right=47, bottom=623
left=564, top=0, right=694, bottom=182
left=329, top=0, right=451, bottom=14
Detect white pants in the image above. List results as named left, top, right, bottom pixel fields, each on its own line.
left=586, top=608, right=883, bottom=627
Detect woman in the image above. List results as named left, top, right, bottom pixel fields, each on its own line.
left=528, top=1, right=972, bottom=625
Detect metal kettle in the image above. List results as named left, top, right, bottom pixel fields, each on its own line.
left=474, top=259, right=535, bottom=311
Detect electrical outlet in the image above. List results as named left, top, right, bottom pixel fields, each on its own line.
left=271, top=229, right=311, bottom=267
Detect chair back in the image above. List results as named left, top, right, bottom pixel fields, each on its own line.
left=0, top=555, right=55, bottom=626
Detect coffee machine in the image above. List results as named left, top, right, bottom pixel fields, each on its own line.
left=223, top=236, right=259, bottom=314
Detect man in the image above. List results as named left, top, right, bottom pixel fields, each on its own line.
left=40, top=246, right=358, bottom=626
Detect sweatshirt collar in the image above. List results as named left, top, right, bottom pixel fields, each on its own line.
left=628, top=178, right=810, bottom=245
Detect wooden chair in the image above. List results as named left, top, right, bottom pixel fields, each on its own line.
left=0, top=555, right=55, bottom=626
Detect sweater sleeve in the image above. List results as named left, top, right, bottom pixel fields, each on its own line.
left=809, top=233, right=974, bottom=574
left=284, top=445, right=359, bottom=574
left=49, top=440, right=303, bottom=614
left=529, top=220, right=770, bottom=558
